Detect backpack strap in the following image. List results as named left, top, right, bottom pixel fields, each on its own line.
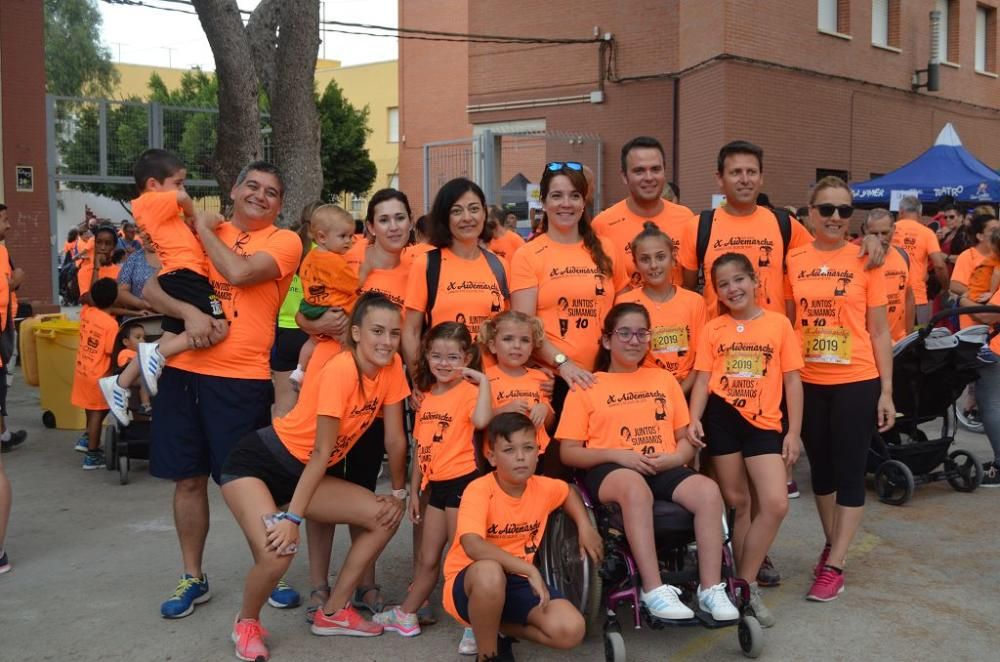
left=424, top=248, right=443, bottom=328
left=695, top=209, right=715, bottom=267
left=772, top=207, right=792, bottom=258
left=482, top=249, right=511, bottom=301
left=893, top=245, right=910, bottom=269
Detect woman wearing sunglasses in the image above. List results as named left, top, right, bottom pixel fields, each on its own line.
left=784, top=176, right=895, bottom=603
left=556, top=302, right=738, bottom=622
left=509, top=162, right=627, bottom=462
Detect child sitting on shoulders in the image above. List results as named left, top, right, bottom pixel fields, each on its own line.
left=441, top=412, right=602, bottom=662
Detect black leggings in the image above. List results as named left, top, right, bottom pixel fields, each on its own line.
left=801, top=378, right=880, bottom=508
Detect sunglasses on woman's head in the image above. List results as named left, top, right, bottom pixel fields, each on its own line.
left=811, top=204, right=854, bottom=219
left=545, top=161, right=583, bottom=173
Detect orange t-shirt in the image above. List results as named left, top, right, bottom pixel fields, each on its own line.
left=273, top=352, right=409, bottom=466
left=404, top=248, right=509, bottom=337
left=785, top=243, right=888, bottom=385
left=76, top=261, right=121, bottom=301
left=679, top=206, right=812, bottom=317
left=615, top=287, right=706, bottom=381
left=169, top=222, right=302, bottom=380
left=989, top=288, right=1000, bottom=354
left=412, top=380, right=480, bottom=488
left=593, top=198, right=693, bottom=287
left=70, top=306, right=118, bottom=410
left=299, top=248, right=358, bottom=311
left=359, top=260, right=411, bottom=307
left=344, top=236, right=368, bottom=274
left=442, top=474, right=569, bottom=625
left=891, top=219, right=942, bottom=305
left=510, top=235, right=625, bottom=369
left=952, top=248, right=992, bottom=328
left=881, top=247, right=911, bottom=342
left=131, top=190, right=208, bottom=276
left=0, top=245, right=10, bottom=332
left=693, top=310, right=803, bottom=431
left=489, top=230, right=526, bottom=269
left=485, top=364, right=552, bottom=452
left=555, top=368, right=690, bottom=456
left=117, top=347, right=136, bottom=369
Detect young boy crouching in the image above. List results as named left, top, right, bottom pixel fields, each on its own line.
left=441, top=412, right=603, bottom=662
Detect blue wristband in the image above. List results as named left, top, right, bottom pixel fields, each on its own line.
left=280, top=511, right=303, bottom=526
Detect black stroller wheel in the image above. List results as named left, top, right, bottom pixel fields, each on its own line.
left=739, top=615, right=764, bottom=658
left=874, top=460, right=914, bottom=505
left=105, top=425, right=118, bottom=473
left=946, top=450, right=982, bottom=492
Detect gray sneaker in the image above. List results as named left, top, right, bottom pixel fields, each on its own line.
left=749, top=582, right=775, bottom=628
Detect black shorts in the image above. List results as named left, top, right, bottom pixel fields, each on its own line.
left=149, top=367, right=273, bottom=484
left=220, top=428, right=345, bottom=506
left=452, top=566, right=564, bottom=626
left=342, top=418, right=386, bottom=492
left=584, top=462, right=696, bottom=504
left=158, top=269, right=226, bottom=335
left=427, top=470, right=480, bottom=510
left=270, top=326, right=309, bottom=372
left=702, top=394, right=783, bottom=458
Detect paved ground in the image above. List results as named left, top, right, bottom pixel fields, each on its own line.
left=1, top=375, right=997, bottom=662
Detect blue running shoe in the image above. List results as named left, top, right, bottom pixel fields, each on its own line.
left=161, top=574, right=211, bottom=618
left=74, top=433, right=90, bottom=453
left=268, top=578, right=301, bottom=608
left=82, top=449, right=105, bottom=470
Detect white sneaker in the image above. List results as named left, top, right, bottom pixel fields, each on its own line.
left=99, top=376, right=132, bottom=426
left=697, top=582, right=739, bottom=621
left=640, top=584, right=694, bottom=620
left=137, top=342, right=164, bottom=397
left=458, top=627, right=477, bottom=655
left=748, top=582, right=775, bottom=627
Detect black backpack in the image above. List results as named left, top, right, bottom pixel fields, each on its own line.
left=424, top=248, right=510, bottom=328
left=695, top=207, right=793, bottom=268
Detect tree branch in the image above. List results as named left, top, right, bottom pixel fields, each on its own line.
left=246, top=0, right=281, bottom=100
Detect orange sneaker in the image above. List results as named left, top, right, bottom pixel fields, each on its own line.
left=232, top=616, right=270, bottom=661
left=311, top=604, right=384, bottom=637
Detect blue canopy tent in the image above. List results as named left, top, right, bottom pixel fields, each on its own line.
left=851, top=124, right=1000, bottom=205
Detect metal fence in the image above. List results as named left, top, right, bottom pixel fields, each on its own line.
left=423, top=130, right=603, bottom=216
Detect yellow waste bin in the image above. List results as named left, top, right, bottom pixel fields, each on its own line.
left=19, top=313, right=66, bottom=387
left=35, top=319, right=86, bottom=430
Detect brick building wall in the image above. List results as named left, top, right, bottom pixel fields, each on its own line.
left=400, top=0, right=1000, bottom=212
left=0, top=0, right=52, bottom=306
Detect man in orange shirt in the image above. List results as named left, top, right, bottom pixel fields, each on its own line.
left=892, top=196, right=949, bottom=325
left=0, top=205, right=27, bottom=454
left=593, top=136, right=693, bottom=287
left=144, top=161, right=303, bottom=620
left=863, top=209, right=915, bottom=342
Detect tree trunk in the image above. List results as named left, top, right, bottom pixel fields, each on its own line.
left=190, top=0, right=263, bottom=207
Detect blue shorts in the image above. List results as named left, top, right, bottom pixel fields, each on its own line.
left=150, top=367, right=273, bottom=484
left=451, top=566, right=564, bottom=626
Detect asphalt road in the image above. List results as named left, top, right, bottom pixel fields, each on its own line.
left=1, top=377, right=997, bottom=662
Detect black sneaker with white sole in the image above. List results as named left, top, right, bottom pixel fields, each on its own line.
left=981, top=461, right=1000, bottom=487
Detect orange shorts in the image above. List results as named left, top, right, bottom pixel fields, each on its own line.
left=71, top=373, right=108, bottom=411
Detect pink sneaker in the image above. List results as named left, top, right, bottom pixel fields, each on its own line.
left=311, top=604, right=384, bottom=637
left=232, top=616, right=270, bottom=661
left=813, top=544, right=832, bottom=578
left=806, top=566, right=844, bottom=602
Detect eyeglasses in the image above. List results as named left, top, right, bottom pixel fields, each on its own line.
left=811, top=204, right=855, bottom=219
left=610, top=327, right=651, bottom=343
left=545, top=162, right=583, bottom=172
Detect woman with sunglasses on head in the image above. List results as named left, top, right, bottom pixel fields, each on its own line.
left=510, top=163, right=627, bottom=452
left=557, top=303, right=738, bottom=623
left=784, top=176, right=895, bottom=603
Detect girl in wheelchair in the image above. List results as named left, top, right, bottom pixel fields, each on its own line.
left=556, top=302, right=739, bottom=623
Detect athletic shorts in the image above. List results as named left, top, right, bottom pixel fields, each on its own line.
left=342, top=418, right=385, bottom=492
left=451, top=566, right=564, bottom=626
left=220, top=428, right=344, bottom=506
left=702, top=394, right=783, bottom=458
left=149, top=367, right=272, bottom=484
left=158, top=268, right=226, bottom=335
left=584, top=462, right=696, bottom=504
left=270, top=326, right=309, bottom=372
left=427, top=470, right=480, bottom=510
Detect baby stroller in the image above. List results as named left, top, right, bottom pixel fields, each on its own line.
left=104, top=315, right=163, bottom=485
left=867, top=306, right=1000, bottom=505
left=537, top=479, right=762, bottom=661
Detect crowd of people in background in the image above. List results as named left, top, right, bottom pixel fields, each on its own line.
left=1, top=133, right=998, bottom=662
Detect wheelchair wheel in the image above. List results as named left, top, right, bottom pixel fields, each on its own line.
left=539, top=491, right=603, bottom=635
left=946, top=450, right=981, bottom=492
left=738, top=615, right=764, bottom=658
left=118, top=454, right=130, bottom=485
left=874, top=460, right=914, bottom=505
left=604, top=630, right=626, bottom=662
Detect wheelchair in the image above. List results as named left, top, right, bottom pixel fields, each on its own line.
left=538, top=478, right=764, bottom=660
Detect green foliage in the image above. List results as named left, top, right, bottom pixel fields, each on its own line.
left=44, top=0, right=118, bottom=97
left=317, top=79, right=377, bottom=200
